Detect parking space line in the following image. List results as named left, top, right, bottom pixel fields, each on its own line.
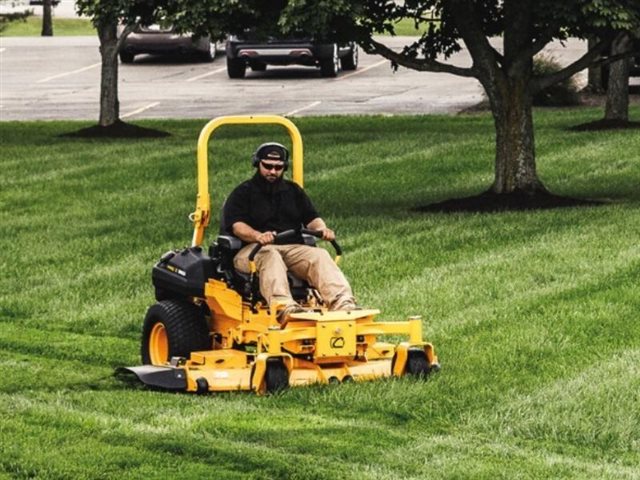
left=36, top=62, right=101, bottom=83
left=121, top=101, right=160, bottom=119
left=336, top=59, right=388, bottom=81
left=186, top=67, right=227, bottom=82
left=285, top=101, right=321, bottom=116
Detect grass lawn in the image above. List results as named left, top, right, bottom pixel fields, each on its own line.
left=1, top=110, right=639, bottom=479
left=0, top=16, right=420, bottom=38
left=393, top=18, right=431, bottom=36
left=0, top=16, right=94, bottom=36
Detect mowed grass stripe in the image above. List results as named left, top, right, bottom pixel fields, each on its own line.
left=0, top=324, right=139, bottom=366
left=486, top=347, right=640, bottom=454
left=2, top=389, right=635, bottom=479
left=1, top=112, right=639, bottom=478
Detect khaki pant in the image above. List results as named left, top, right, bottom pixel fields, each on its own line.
left=234, top=244, right=355, bottom=310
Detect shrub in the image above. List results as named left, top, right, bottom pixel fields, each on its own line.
left=532, top=54, right=581, bottom=106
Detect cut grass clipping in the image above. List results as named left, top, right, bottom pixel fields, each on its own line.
left=1, top=111, right=639, bottom=479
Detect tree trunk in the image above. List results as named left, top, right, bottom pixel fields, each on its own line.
left=587, top=37, right=606, bottom=92
left=41, top=0, right=53, bottom=36
left=604, top=34, right=632, bottom=122
left=485, top=79, right=546, bottom=195
left=97, top=22, right=120, bottom=127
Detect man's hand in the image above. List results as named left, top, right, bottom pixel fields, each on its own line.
left=306, top=218, right=336, bottom=241
left=320, top=228, right=335, bottom=242
left=256, top=231, right=276, bottom=245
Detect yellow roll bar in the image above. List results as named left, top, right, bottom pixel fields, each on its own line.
left=190, top=115, right=304, bottom=247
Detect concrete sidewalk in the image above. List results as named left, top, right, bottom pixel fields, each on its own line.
left=0, top=35, right=97, bottom=46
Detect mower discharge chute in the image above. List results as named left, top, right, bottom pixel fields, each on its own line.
left=125, top=115, right=439, bottom=394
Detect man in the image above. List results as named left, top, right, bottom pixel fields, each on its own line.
left=223, top=142, right=357, bottom=324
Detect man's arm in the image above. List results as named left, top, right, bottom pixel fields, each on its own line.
left=232, top=221, right=275, bottom=245
left=306, top=217, right=335, bottom=241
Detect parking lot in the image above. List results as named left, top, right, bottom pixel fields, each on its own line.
left=0, top=35, right=594, bottom=121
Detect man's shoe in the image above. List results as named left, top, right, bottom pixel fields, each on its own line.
left=278, top=304, right=307, bottom=328
left=336, top=301, right=361, bottom=312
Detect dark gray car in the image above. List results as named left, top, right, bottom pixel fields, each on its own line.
left=119, top=25, right=217, bottom=64
left=225, top=35, right=358, bottom=78
left=631, top=39, right=640, bottom=77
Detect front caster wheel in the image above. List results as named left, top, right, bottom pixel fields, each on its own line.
left=406, top=349, right=431, bottom=377
left=265, top=358, right=289, bottom=394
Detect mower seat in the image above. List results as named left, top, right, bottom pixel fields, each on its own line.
left=211, top=234, right=316, bottom=302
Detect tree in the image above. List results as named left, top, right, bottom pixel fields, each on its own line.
left=75, top=1, right=167, bottom=130
left=308, top=1, right=640, bottom=197
left=41, top=0, right=53, bottom=36
left=174, top=1, right=640, bottom=201
left=76, top=1, right=135, bottom=127
left=604, top=33, right=633, bottom=122
left=576, top=30, right=639, bottom=130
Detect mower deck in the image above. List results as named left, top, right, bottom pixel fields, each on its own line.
left=126, top=310, right=438, bottom=394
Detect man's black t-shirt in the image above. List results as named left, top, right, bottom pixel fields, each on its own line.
left=223, top=173, right=319, bottom=243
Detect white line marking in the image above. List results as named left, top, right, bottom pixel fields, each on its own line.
left=186, top=67, right=227, bottom=82
left=285, top=101, right=321, bottom=116
left=336, top=59, right=388, bottom=81
left=36, top=62, right=101, bottom=84
left=121, top=102, right=160, bottom=119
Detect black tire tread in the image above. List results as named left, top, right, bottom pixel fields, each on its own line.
left=265, top=358, right=289, bottom=393
left=406, top=349, right=430, bottom=377
left=119, top=52, right=135, bottom=64
left=141, top=300, right=210, bottom=365
left=227, top=57, right=246, bottom=78
left=340, top=45, right=358, bottom=71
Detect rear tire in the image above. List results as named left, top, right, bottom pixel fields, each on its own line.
left=227, top=57, right=246, bottom=78
left=320, top=44, right=339, bottom=78
left=141, top=300, right=210, bottom=365
left=340, top=44, right=358, bottom=71
left=119, top=52, right=135, bottom=64
left=265, top=358, right=289, bottom=394
left=200, top=42, right=216, bottom=62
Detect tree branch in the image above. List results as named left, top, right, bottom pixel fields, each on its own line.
left=508, top=26, right=562, bottom=77
left=366, top=38, right=477, bottom=77
left=530, top=37, right=612, bottom=92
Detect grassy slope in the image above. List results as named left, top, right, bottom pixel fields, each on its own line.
left=0, top=16, right=94, bottom=36
left=0, top=111, right=639, bottom=479
left=0, top=17, right=413, bottom=38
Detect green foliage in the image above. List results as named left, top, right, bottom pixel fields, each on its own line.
left=1, top=113, right=640, bottom=477
left=0, top=9, right=32, bottom=34
left=75, top=0, right=161, bottom=29
left=532, top=55, right=581, bottom=107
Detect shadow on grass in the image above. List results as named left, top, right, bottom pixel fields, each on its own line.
left=60, top=120, right=170, bottom=139
left=567, top=118, right=640, bottom=131
left=412, top=189, right=605, bottom=213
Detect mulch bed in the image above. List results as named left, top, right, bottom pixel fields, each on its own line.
left=412, top=190, right=604, bottom=213
left=60, top=121, right=170, bottom=139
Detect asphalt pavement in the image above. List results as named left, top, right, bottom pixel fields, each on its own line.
left=1, top=32, right=593, bottom=121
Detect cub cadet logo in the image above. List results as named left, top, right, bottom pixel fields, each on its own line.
left=330, top=337, right=345, bottom=349
left=166, top=265, right=187, bottom=277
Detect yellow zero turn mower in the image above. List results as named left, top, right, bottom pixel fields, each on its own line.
left=124, top=115, right=439, bottom=394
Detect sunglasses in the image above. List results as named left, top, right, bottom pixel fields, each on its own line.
left=260, top=161, right=285, bottom=172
